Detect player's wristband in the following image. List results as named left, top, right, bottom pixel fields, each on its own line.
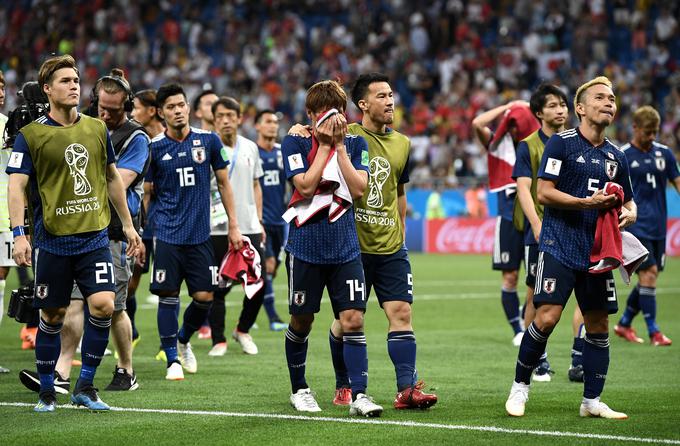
left=12, top=226, right=26, bottom=238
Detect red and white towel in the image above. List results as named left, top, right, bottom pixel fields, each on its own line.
left=487, top=105, right=540, bottom=192
left=219, top=236, right=263, bottom=299
left=282, top=108, right=352, bottom=226
left=589, top=182, right=649, bottom=283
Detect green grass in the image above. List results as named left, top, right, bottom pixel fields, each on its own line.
left=1, top=253, right=679, bottom=445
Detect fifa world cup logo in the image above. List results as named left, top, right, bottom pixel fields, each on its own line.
left=64, top=143, right=92, bottom=196
left=367, top=156, right=391, bottom=208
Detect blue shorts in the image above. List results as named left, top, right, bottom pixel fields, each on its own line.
left=636, top=237, right=665, bottom=272
left=362, top=246, right=413, bottom=307
left=32, top=246, right=115, bottom=309
left=524, top=244, right=539, bottom=288
left=264, top=224, right=286, bottom=263
left=285, top=253, right=366, bottom=318
left=533, top=251, right=618, bottom=314
left=492, top=217, right=524, bottom=271
left=150, top=238, right=218, bottom=295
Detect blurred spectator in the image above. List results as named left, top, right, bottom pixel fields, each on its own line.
left=0, top=0, right=679, bottom=191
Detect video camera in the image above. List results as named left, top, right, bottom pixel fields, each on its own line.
left=3, top=81, right=49, bottom=149
left=6, top=283, right=35, bottom=323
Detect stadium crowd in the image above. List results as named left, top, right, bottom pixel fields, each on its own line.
left=2, top=0, right=680, bottom=187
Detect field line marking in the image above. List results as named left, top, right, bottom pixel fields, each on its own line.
left=1, top=402, right=678, bottom=444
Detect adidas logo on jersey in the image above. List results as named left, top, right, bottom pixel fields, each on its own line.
left=630, top=160, right=639, bottom=168
left=576, top=155, right=585, bottom=163
left=162, top=153, right=173, bottom=161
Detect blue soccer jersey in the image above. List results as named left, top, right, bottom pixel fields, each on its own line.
left=147, top=128, right=228, bottom=245
left=624, top=141, right=680, bottom=240
left=512, top=129, right=550, bottom=246
left=538, top=128, right=634, bottom=271
left=259, top=143, right=287, bottom=226
left=282, top=134, right=369, bottom=264
left=6, top=114, right=114, bottom=256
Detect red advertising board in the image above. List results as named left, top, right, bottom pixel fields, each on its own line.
left=426, top=217, right=680, bottom=256
left=665, top=218, right=680, bottom=256
left=425, top=218, right=497, bottom=253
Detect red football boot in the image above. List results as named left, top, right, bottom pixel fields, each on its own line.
left=333, top=387, right=352, bottom=406
left=394, top=381, right=438, bottom=410
left=614, top=324, right=643, bottom=344
left=650, top=332, right=672, bottom=346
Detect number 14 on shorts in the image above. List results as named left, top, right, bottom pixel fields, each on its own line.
left=346, top=279, right=365, bottom=301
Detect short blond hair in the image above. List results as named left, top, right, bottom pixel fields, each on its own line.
left=632, top=105, right=660, bottom=127
left=573, top=76, right=613, bottom=121
left=38, top=54, right=79, bottom=89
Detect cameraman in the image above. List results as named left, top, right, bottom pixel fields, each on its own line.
left=7, top=55, right=141, bottom=412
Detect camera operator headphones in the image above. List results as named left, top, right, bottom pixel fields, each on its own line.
left=88, top=73, right=134, bottom=117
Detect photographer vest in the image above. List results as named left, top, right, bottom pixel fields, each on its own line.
left=108, top=120, right=150, bottom=241
left=20, top=116, right=111, bottom=236
left=512, top=131, right=545, bottom=232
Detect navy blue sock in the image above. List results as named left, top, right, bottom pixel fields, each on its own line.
left=178, top=299, right=212, bottom=344
left=329, top=330, right=349, bottom=388
left=618, top=285, right=640, bottom=327
left=35, top=318, right=63, bottom=393
left=126, top=293, right=139, bottom=340
left=387, top=331, right=417, bottom=391
left=639, top=287, right=660, bottom=335
left=343, top=332, right=368, bottom=399
left=501, top=288, right=522, bottom=334
left=263, top=273, right=281, bottom=322
left=515, top=322, right=549, bottom=385
left=285, top=326, right=309, bottom=393
left=582, top=333, right=610, bottom=399
left=158, top=296, right=180, bottom=365
left=572, top=336, right=585, bottom=367
left=78, top=314, right=112, bottom=389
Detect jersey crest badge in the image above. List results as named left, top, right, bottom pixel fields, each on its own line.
left=292, top=291, right=306, bottom=306
left=35, top=284, right=49, bottom=299
left=655, top=157, right=666, bottom=171
left=542, top=278, right=556, bottom=294
left=155, top=269, right=166, bottom=284
left=605, top=160, right=618, bottom=179
left=192, top=147, right=206, bottom=164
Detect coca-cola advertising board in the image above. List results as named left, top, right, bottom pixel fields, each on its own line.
left=425, top=218, right=496, bottom=253
left=425, top=217, right=680, bottom=256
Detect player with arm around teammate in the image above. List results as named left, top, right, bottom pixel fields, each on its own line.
left=505, top=76, right=636, bottom=419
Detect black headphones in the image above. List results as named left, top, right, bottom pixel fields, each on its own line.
left=88, top=74, right=134, bottom=117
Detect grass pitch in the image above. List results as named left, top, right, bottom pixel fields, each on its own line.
left=0, top=253, right=679, bottom=445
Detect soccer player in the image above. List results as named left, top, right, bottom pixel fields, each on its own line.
left=127, top=88, right=165, bottom=346
left=472, top=100, right=530, bottom=346
left=0, top=69, right=11, bottom=374
left=330, top=73, right=438, bottom=409
left=7, top=54, right=142, bottom=411
left=505, top=76, right=636, bottom=419
left=615, top=106, right=679, bottom=346
left=148, top=83, right=241, bottom=380
left=283, top=80, right=382, bottom=417
left=255, top=109, right=288, bottom=331
left=207, top=96, right=265, bottom=356
left=512, top=83, right=586, bottom=383
left=193, top=89, right=219, bottom=132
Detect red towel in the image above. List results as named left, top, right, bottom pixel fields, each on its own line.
left=284, top=109, right=352, bottom=226
left=219, top=236, right=263, bottom=299
left=589, top=182, right=624, bottom=273
left=487, top=105, right=540, bottom=192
